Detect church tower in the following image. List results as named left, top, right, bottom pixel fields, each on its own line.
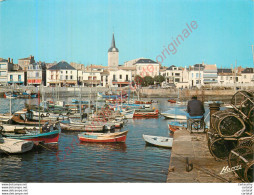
left=108, top=33, right=119, bottom=70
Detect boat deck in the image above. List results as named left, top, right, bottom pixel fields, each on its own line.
left=167, top=128, right=242, bottom=183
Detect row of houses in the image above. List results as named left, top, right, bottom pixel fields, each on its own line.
left=161, top=64, right=254, bottom=88
left=1, top=56, right=253, bottom=89
left=1, top=34, right=253, bottom=88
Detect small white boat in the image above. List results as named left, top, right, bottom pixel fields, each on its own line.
left=161, top=112, right=187, bottom=120
left=121, top=110, right=134, bottom=119
left=0, top=137, right=34, bottom=154
left=143, top=135, right=173, bottom=148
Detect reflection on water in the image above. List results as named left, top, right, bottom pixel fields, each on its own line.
left=79, top=142, right=127, bottom=153
left=0, top=98, right=174, bottom=182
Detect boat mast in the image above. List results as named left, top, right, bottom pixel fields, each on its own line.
left=38, top=85, right=41, bottom=132
left=79, top=85, right=82, bottom=122
left=9, top=88, right=12, bottom=123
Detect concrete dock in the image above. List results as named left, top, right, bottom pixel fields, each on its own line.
left=167, top=128, right=241, bottom=183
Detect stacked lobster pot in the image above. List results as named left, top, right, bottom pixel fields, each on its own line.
left=207, top=91, right=254, bottom=182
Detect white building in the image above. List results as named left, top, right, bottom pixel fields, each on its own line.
left=203, top=64, right=218, bottom=85
left=7, top=70, right=25, bottom=85
left=46, top=61, right=77, bottom=87
left=135, top=58, right=160, bottom=77
left=241, top=68, right=254, bottom=84
left=0, top=58, right=14, bottom=85
left=188, top=64, right=204, bottom=88
left=82, top=65, right=104, bottom=87
left=109, top=69, right=132, bottom=87
left=27, top=62, right=46, bottom=86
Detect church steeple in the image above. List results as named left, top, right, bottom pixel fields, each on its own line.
left=108, top=33, right=119, bottom=52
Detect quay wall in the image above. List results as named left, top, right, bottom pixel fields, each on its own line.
left=167, top=128, right=241, bottom=183
left=140, top=88, right=239, bottom=101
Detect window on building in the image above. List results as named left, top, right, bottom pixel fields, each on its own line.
left=66, top=71, right=68, bottom=74
left=126, top=75, right=128, bottom=81
left=119, top=75, right=122, bottom=79
left=192, top=73, right=194, bottom=78
left=93, top=76, right=96, bottom=80
left=66, top=75, right=68, bottom=80
left=61, top=71, right=63, bottom=74
left=60, top=75, right=63, bottom=80
left=244, top=75, right=246, bottom=79
left=113, top=75, right=116, bottom=81
left=36, top=72, right=39, bottom=77
left=196, top=73, right=199, bottom=78
left=88, top=76, right=92, bottom=80
left=70, top=71, right=72, bottom=74
left=70, top=76, right=73, bottom=80
left=175, top=73, right=180, bottom=76
left=51, top=75, right=53, bottom=80
left=101, top=76, right=103, bottom=81
left=175, top=78, right=180, bottom=82
left=10, top=75, right=13, bottom=81
left=18, top=75, right=21, bottom=81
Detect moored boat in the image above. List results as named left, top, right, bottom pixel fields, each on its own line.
left=143, top=134, right=173, bottom=148
left=0, top=137, right=34, bottom=154
left=2, top=122, right=61, bottom=144
left=78, top=130, right=128, bottom=143
left=133, top=109, right=159, bottom=118
left=167, top=99, right=176, bottom=103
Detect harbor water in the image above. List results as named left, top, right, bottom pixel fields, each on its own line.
left=0, top=97, right=179, bottom=183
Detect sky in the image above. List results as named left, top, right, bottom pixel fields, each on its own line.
left=0, top=0, right=253, bottom=68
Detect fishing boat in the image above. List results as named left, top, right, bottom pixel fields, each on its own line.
left=143, top=134, right=173, bottom=148
left=97, top=92, right=120, bottom=99
left=2, top=122, right=61, bottom=144
left=0, top=137, right=34, bottom=154
left=78, top=130, right=128, bottom=143
left=133, top=109, right=159, bottom=118
left=135, top=100, right=152, bottom=104
left=167, top=99, right=176, bottom=103
left=161, top=112, right=187, bottom=120
left=11, top=110, right=49, bottom=126
left=161, top=108, right=187, bottom=120
left=120, top=110, right=134, bottom=119
left=4, top=92, right=17, bottom=99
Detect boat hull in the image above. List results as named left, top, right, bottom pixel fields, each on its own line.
left=161, top=113, right=187, bottom=120
left=78, top=131, right=128, bottom=143
left=3, top=130, right=60, bottom=144
left=143, top=134, right=173, bottom=148
left=0, top=138, right=34, bottom=154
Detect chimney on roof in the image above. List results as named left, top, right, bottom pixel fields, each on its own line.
left=8, top=58, right=10, bottom=63
left=11, top=59, right=13, bottom=64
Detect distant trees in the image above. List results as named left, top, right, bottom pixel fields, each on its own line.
left=134, top=75, right=165, bottom=87
left=153, top=75, right=165, bottom=84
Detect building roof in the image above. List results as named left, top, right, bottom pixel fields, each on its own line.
left=204, top=64, right=217, bottom=70
left=48, top=61, right=76, bottom=70
left=108, top=33, right=119, bottom=52
left=134, top=58, right=158, bottom=64
left=0, top=59, right=8, bottom=62
left=19, top=57, right=30, bottom=60
left=118, top=66, right=136, bottom=71
left=242, top=68, right=254, bottom=73
left=218, top=68, right=232, bottom=73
